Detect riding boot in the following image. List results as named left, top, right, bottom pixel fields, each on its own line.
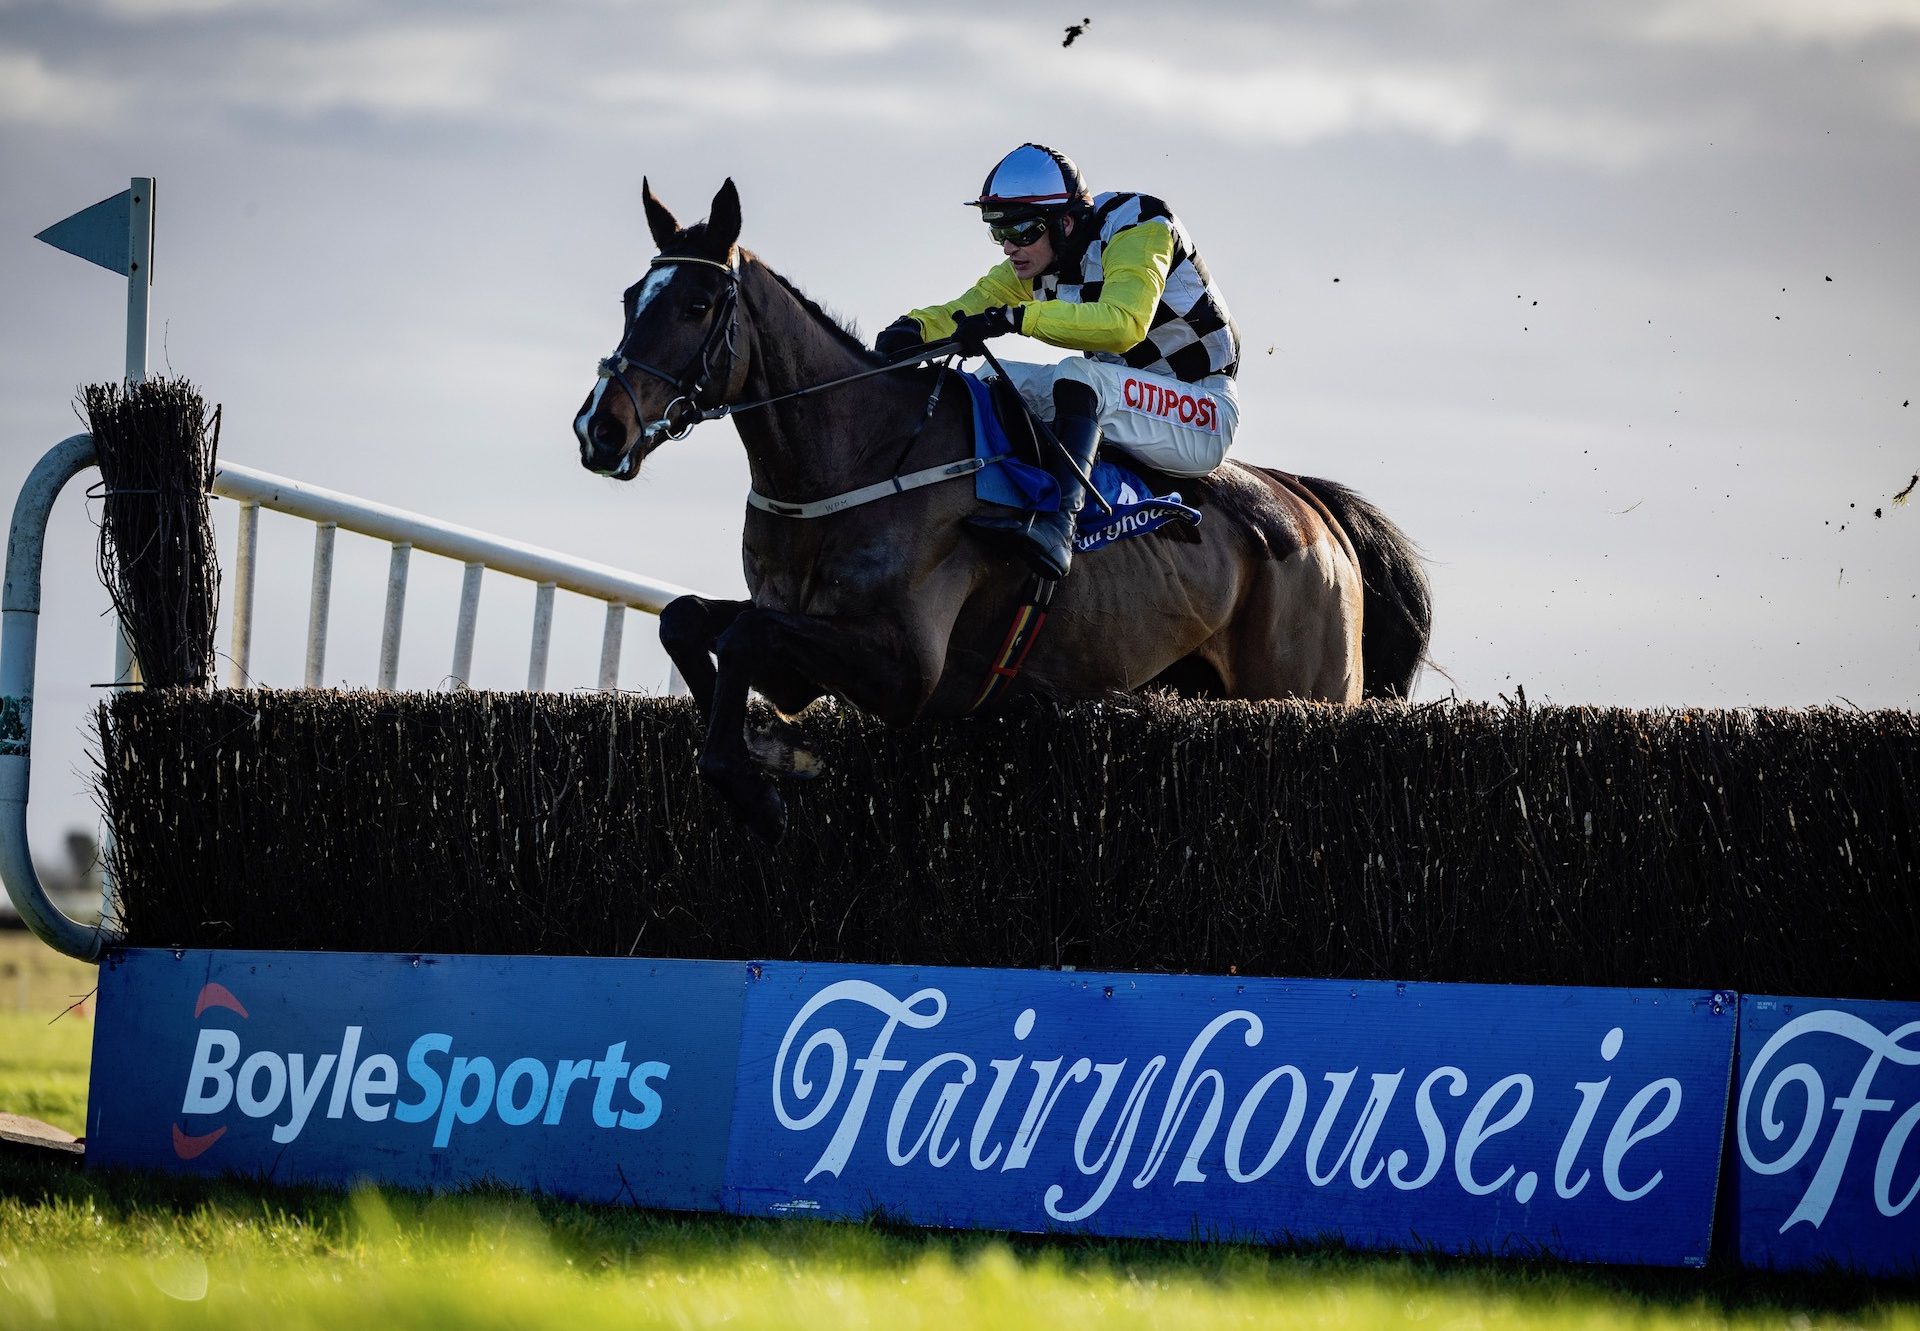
left=968, top=380, right=1102, bottom=581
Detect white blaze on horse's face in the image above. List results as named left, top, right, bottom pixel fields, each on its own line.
left=576, top=266, right=678, bottom=480
left=628, top=266, right=676, bottom=322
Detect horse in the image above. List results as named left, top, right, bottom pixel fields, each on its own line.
left=574, top=179, right=1431, bottom=841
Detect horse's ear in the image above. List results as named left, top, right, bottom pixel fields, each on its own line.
left=642, top=177, right=681, bottom=251
left=706, top=178, right=741, bottom=257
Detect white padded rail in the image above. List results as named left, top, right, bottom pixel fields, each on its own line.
left=211, top=460, right=698, bottom=690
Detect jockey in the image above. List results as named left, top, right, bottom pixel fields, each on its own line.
left=875, top=143, right=1241, bottom=581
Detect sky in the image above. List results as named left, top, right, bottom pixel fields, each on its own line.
left=1, top=0, right=1917, bottom=876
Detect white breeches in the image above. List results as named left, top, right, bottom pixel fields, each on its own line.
left=991, top=357, right=1240, bottom=477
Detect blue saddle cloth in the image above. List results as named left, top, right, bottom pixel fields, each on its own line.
left=961, top=372, right=1201, bottom=556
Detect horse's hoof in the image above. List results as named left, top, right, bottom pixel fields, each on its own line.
left=747, top=723, right=823, bottom=780
left=745, top=789, right=787, bottom=843
left=700, top=757, right=789, bottom=843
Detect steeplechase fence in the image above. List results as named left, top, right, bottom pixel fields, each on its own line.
left=5, top=383, right=1915, bottom=1277
left=96, top=689, right=1918, bottom=1002
left=2, top=417, right=694, bottom=960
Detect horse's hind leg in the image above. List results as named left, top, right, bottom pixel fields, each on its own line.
left=1220, top=548, right=1363, bottom=702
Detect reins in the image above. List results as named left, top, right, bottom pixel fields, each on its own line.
left=599, top=255, right=960, bottom=446
left=717, top=345, right=962, bottom=422
left=745, top=356, right=974, bottom=519
left=595, top=254, right=1074, bottom=710
left=597, top=254, right=1104, bottom=521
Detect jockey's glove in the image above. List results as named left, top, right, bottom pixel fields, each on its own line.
left=874, top=315, right=924, bottom=357
left=949, top=305, right=1022, bottom=356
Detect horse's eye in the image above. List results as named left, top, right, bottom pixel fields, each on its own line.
left=688, top=299, right=712, bottom=316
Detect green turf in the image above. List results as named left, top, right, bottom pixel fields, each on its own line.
left=1, top=931, right=1914, bottom=1329
left=0, top=1013, right=91, bottom=1136
left=0, top=930, right=97, bottom=1137
left=0, top=1157, right=1914, bottom=1330
left=0, top=928, right=98, bottom=1005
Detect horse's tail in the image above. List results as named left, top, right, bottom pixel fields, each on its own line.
left=1297, top=476, right=1432, bottom=699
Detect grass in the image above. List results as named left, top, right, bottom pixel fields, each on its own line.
left=0, top=1014, right=90, bottom=1135
left=1, top=1158, right=1915, bottom=1331
left=1, top=931, right=1915, bottom=1329
left=0, top=927, right=98, bottom=1016
left=0, top=928, right=96, bottom=1136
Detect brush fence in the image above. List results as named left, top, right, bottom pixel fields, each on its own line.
left=96, top=692, right=1917, bottom=1001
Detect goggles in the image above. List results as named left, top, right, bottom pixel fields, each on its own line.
left=987, top=215, right=1051, bottom=247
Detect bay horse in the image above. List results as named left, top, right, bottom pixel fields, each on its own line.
left=575, top=180, right=1431, bottom=841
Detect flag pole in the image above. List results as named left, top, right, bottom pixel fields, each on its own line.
left=124, top=178, right=154, bottom=386
left=31, top=174, right=162, bottom=935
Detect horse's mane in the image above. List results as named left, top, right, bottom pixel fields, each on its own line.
left=742, top=247, right=880, bottom=365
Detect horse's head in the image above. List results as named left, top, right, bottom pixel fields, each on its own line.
left=575, top=178, right=746, bottom=480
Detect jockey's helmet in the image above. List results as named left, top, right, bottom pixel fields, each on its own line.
left=967, top=144, right=1092, bottom=245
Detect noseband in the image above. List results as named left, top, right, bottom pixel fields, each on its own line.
left=596, top=254, right=741, bottom=444
left=587, top=256, right=971, bottom=505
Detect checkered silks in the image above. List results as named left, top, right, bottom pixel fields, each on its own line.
left=1033, top=192, right=1241, bottom=383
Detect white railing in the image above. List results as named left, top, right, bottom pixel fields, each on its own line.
left=3, top=434, right=704, bottom=960
left=211, top=460, right=698, bottom=692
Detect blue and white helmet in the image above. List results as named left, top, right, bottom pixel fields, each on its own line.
left=966, top=144, right=1090, bottom=223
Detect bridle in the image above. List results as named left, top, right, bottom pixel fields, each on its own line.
left=595, top=254, right=743, bottom=445
left=595, top=253, right=954, bottom=447
left=589, top=255, right=1098, bottom=524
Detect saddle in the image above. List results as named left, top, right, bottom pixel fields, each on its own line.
left=964, top=373, right=1201, bottom=554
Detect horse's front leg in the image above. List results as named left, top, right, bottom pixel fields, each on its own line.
left=661, top=594, right=826, bottom=780
left=658, top=594, right=749, bottom=719
left=701, top=607, right=933, bottom=842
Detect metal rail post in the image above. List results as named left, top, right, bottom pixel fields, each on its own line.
left=228, top=500, right=259, bottom=687
left=379, top=541, right=410, bottom=690
left=1, top=435, right=114, bottom=960
left=304, top=522, right=336, bottom=688
left=599, top=603, right=625, bottom=691
left=6, top=439, right=706, bottom=962
left=528, top=582, right=556, bottom=690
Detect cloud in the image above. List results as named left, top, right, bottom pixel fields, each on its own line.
left=0, top=5, right=940, bottom=139
left=665, top=1, right=923, bottom=59
left=219, top=26, right=514, bottom=118
left=584, top=66, right=921, bottom=126
left=563, top=7, right=1684, bottom=169
left=0, top=15, right=525, bottom=133
left=1639, top=0, right=1920, bottom=46
left=54, top=0, right=355, bottom=14
left=0, top=47, right=126, bottom=127
left=1044, top=49, right=1678, bottom=169
left=6, top=1, right=1895, bottom=172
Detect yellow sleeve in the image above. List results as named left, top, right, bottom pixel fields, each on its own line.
left=905, top=263, right=1033, bottom=340
left=1019, top=222, right=1172, bottom=354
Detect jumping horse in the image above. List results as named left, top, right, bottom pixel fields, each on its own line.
left=575, top=180, right=1432, bottom=841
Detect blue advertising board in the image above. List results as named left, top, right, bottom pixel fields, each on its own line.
left=88, top=949, right=747, bottom=1210
left=726, top=963, right=1736, bottom=1266
left=1733, top=995, right=1920, bottom=1276
left=85, top=948, right=1752, bottom=1267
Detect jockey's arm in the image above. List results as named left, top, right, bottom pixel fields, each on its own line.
left=903, top=222, right=1175, bottom=354
left=906, top=264, right=1032, bottom=341
left=1019, top=222, right=1174, bottom=355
